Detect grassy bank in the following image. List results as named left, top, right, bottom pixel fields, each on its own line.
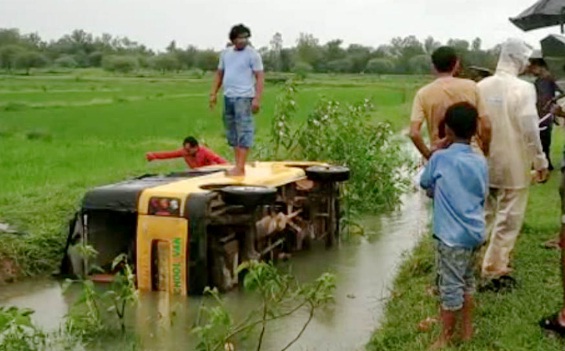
left=0, top=72, right=421, bottom=281
left=368, top=133, right=565, bottom=350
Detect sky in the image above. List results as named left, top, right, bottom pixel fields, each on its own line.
left=0, top=0, right=561, bottom=51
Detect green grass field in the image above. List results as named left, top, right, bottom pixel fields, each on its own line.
left=368, top=133, right=565, bottom=351
left=0, top=70, right=424, bottom=279
left=4, top=69, right=565, bottom=350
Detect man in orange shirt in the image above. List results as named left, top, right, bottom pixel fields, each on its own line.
left=409, top=46, right=491, bottom=159
left=146, top=136, right=227, bottom=169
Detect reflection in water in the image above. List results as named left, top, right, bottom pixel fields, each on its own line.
left=0, top=191, right=428, bottom=351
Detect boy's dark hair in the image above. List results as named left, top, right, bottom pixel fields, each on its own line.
left=432, top=46, right=458, bottom=73
left=229, top=24, right=251, bottom=42
left=445, top=102, right=478, bottom=140
left=183, top=136, right=198, bottom=147
left=529, top=58, right=548, bottom=68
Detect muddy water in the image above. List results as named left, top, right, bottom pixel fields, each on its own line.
left=0, top=191, right=428, bottom=351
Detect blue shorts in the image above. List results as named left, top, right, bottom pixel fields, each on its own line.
left=223, top=97, right=254, bottom=148
left=435, top=240, right=478, bottom=311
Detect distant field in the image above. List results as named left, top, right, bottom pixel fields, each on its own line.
left=0, top=70, right=426, bottom=278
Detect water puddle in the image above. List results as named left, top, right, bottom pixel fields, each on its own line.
left=0, top=191, right=428, bottom=350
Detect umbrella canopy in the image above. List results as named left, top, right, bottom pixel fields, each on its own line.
left=510, top=0, right=565, bottom=33
left=541, top=34, right=565, bottom=87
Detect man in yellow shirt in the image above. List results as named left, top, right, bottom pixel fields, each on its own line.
left=409, top=46, right=491, bottom=159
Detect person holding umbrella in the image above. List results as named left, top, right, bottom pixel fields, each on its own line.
left=529, top=51, right=563, bottom=171
left=540, top=97, right=565, bottom=334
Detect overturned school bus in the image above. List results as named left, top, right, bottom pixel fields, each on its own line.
left=60, top=162, right=349, bottom=295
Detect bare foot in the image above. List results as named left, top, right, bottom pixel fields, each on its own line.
left=429, top=337, right=449, bottom=351
left=226, top=168, right=245, bottom=177
left=417, top=316, right=439, bottom=332
left=461, top=324, right=473, bottom=342
left=543, top=235, right=561, bottom=250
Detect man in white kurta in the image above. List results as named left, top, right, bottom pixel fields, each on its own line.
left=478, top=38, right=549, bottom=279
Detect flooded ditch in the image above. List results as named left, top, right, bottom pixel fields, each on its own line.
left=0, top=190, right=428, bottom=351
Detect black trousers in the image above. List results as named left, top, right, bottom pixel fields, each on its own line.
left=540, top=126, right=554, bottom=170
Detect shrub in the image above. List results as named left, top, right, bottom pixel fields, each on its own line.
left=263, top=81, right=410, bottom=214
left=102, top=55, right=138, bottom=74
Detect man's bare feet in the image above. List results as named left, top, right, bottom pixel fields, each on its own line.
left=543, top=235, right=561, bottom=250
left=226, top=167, right=245, bottom=177
left=430, top=309, right=455, bottom=350
left=417, top=316, right=438, bottom=332
left=429, top=336, right=450, bottom=351
left=461, top=293, right=474, bottom=341
left=461, top=324, right=473, bottom=342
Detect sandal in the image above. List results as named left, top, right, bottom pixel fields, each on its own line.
left=540, top=313, right=565, bottom=336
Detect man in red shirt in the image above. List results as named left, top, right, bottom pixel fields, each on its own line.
left=146, top=136, right=228, bottom=169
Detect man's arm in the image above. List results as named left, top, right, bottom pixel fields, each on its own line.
left=203, top=147, right=228, bottom=165
left=552, top=102, right=565, bottom=117
left=554, top=80, right=564, bottom=95
left=146, top=149, right=185, bottom=161
left=517, top=85, right=549, bottom=174
left=476, top=88, right=492, bottom=156
left=408, top=92, right=432, bottom=159
left=477, top=115, right=492, bottom=156
left=419, top=155, right=436, bottom=198
left=253, top=71, right=264, bottom=109
left=251, top=51, right=265, bottom=113
left=210, top=51, right=225, bottom=110
left=209, top=70, right=224, bottom=110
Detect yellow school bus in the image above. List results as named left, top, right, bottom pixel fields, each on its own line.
left=61, top=161, right=349, bottom=295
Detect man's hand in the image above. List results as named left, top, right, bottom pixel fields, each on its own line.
left=209, top=93, right=217, bottom=111
left=536, top=168, right=550, bottom=183
left=551, top=104, right=565, bottom=117
left=430, top=137, right=451, bottom=155
left=146, top=152, right=156, bottom=162
left=252, top=97, right=261, bottom=114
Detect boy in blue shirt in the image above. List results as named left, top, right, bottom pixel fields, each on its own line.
left=420, top=102, right=488, bottom=349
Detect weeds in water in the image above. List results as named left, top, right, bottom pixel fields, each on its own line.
left=0, top=306, right=43, bottom=349
left=0, top=306, right=86, bottom=350
left=103, top=254, right=138, bottom=332
left=63, top=246, right=138, bottom=338
left=192, top=261, right=336, bottom=351
left=64, top=278, right=106, bottom=338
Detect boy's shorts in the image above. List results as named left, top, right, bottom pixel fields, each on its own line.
left=435, top=240, right=478, bottom=311
left=223, top=97, right=254, bottom=148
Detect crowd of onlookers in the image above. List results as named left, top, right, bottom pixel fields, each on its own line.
left=412, top=39, right=565, bottom=348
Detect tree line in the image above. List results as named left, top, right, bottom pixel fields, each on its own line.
left=0, top=28, right=502, bottom=75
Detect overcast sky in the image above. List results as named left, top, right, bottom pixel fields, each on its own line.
left=1, top=0, right=560, bottom=51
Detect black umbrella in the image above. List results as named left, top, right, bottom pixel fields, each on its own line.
left=509, top=0, right=565, bottom=33
left=541, top=34, right=565, bottom=84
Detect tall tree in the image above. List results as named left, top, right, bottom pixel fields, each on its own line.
left=269, top=32, right=283, bottom=72
left=296, top=33, right=322, bottom=68
left=424, top=36, right=441, bottom=54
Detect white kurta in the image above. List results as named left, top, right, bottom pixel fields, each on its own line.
left=477, top=38, right=549, bottom=277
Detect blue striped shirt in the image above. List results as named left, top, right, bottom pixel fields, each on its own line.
left=420, top=143, right=488, bottom=248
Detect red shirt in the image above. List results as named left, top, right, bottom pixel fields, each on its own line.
left=147, top=146, right=227, bottom=168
